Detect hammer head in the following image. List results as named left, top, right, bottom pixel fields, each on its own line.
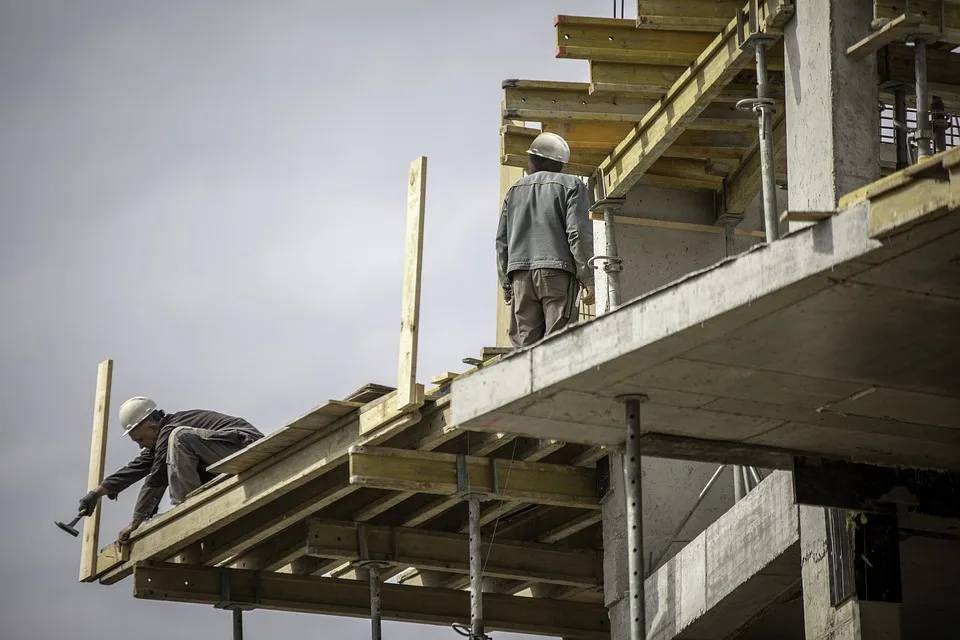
left=56, top=521, right=80, bottom=537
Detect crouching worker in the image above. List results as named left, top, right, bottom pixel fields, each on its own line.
left=77, top=396, right=264, bottom=542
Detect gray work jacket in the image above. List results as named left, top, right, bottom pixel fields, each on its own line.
left=100, top=409, right=263, bottom=520
left=496, top=171, right=595, bottom=291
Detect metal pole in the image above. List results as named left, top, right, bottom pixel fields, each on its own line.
left=932, top=96, right=948, bottom=153
left=748, top=466, right=763, bottom=487
left=723, top=224, right=736, bottom=258
left=623, top=396, right=647, bottom=640
left=755, top=43, right=779, bottom=243
left=469, top=497, right=484, bottom=640
left=733, top=466, right=745, bottom=501
left=894, top=87, right=909, bottom=169
left=651, top=464, right=726, bottom=571
left=914, top=38, right=932, bottom=159
left=603, top=209, right=622, bottom=310
left=370, top=566, right=383, bottom=640
left=232, top=610, right=243, bottom=640
left=742, top=466, right=754, bottom=493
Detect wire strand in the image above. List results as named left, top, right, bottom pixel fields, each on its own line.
left=480, top=438, right=519, bottom=579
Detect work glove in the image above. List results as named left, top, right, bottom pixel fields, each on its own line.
left=78, top=490, right=100, bottom=517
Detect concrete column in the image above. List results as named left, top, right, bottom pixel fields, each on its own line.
left=785, top=2, right=899, bottom=638
left=784, top=0, right=879, bottom=228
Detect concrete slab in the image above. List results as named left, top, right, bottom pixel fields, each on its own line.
left=452, top=175, right=960, bottom=470
left=644, top=471, right=800, bottom=640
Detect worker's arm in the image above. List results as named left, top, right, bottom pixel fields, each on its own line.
left=78, top=450, right=154, bottom=516
left=496, top=193, right=513, bottom=301
left=118, top=454, right=168, bottom=542
left=564, top=181, right=595, bottom=289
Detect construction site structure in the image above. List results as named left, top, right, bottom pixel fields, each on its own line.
left=73, top=1, right=960, bottom=639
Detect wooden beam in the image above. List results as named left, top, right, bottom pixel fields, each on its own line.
left=503, top=79, right=655, bottom=123
left=589, top=61, right=785, bottom=100
left=637, top=0, right=744, bottom=31
left=556, top=15, right=717, bottom=65
left=133, top=563, right=611, bottom=640
left=594, top=0, right=794, bottom=199
left=588, top=212, right=767, bottom=238
left=879, top=44, right=960, bottom=110
left=538, top=512, right=603, bottom=544
left=847, top=13, right=940, bottom=57
left=305, top=520, right=600, bottom=587
left=779, top=210, right=836, bottom=223
left=359, top=387, right=424, bottom=436
left=348, top=446, right=600, bottom=510
left=397, top=156, right=427, bottom=412
left=79, top=359, right=113, bottom=582
left=874, top=0, right=960, bottom=45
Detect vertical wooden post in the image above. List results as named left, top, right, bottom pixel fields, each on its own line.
left=496, top=118, right=526, bottom=347
left=79, top=358, right=113, bottom=582
left=397, top=156, right=427, bottom=410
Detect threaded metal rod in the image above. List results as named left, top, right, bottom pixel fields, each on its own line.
left=755, top=44, right=779, bottom=242
left=370, top=566, right=383, bottom=640
left=469, top=497, right=484, bottom=639
left=604, top=210, right=622, bottom=310
left=915, top=39, right=932, bottom=159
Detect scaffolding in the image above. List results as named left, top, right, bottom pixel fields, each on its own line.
left=71, top=2, right=960, bottom=640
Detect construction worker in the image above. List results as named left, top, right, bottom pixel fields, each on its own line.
left=496, top=132, right=595, bottom=348
left=76, top=397, right=264, bottom=542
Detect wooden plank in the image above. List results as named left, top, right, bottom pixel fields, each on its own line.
left=430, top=372, right=459, bottom=386
left=538, top=512, right=604, bottom=544
left=589, top=61, right=785, bottom=101
left=588, top=212, right=767, bottom=238
left=359, top=386, right=425, bottom=436
left=874, top=0, right=960, bottom=45
left=305, top=520, right=601, bottom=587
left=556, top=15, right=718, bottom=65
left=594, top=0, right=794, bottom=199
left=838, top=146, right=960, bottom=207
left=847, top=13, right=938, bottom=57
left=779, top=210, right=836, bottom=223
left=637, top=0, right=744, bottom=31
left=349, top=446, right=600, bottom=509
left=79, top=361, right=114, bottom=582
left=398, top=156, right=427, bottom=411
left=133, top=563, right=611, bottom=640
left=207, top=400, right=363, bottom=475
left=503, top=79, right=656, bottom=123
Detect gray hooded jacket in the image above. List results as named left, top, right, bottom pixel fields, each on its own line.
left=496, top=171, right=595, bottom=292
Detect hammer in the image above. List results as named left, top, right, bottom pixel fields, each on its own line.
left=55, top=508, right=89, bottom=537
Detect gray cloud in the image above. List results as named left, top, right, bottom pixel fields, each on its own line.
left=0, top=1, right=616, bottom=637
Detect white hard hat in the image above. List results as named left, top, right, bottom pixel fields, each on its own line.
left=119, top=396, right=157, bottom=436
left=527, top=132, right=571, bottom=164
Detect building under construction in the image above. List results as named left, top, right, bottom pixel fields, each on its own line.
left=74, top=1, right=960, bottom=639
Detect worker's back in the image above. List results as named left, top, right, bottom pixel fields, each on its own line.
left=500, top=170, right=590, bottom=276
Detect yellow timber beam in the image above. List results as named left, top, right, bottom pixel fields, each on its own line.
left=589, top=61, right=785, bottom=101
left=593, top=0, right=795, bottom=199
left=304, top=520, right=601, bottom=587
left=503, top=79, right=655, bottom=123
left=637, top=0, right=744, bottom=31
left=873, top=0, right=960, bottom=45
left=347, top=446, right=600, bottom=509
left=133, top=563, right=611, bottom=640
left=556, top=15, right=785, bottom=69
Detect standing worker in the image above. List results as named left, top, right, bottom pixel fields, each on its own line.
left=76, top=396, right=264, bottom=542
left=496, top=132, right=595, bottom=348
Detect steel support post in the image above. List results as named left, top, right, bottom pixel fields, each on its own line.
left=733, top=465, right=746, bottom=501
left=912, top=37, right=933, bottom=159
left=931, top=96, right=949, bottom=153
left=737, top=39, right=780, bottom=243
left=232, top=610, right=243, bottom=640
left=893, top=87, right=910, bottom=169
left=468, top=496, right=485, bottom=640
left=588, top=198, right=626, bottom=314
left=369, top=565, right=384, bottom=640
left=620, top=395, right=648, bottom=640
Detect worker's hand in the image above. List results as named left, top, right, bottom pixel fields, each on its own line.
left=118, top=520, right=141, bottom=544
left=502, top=286, right=513, bottom=305
left=581, top=286, right=595, bottom=306
left=78, top=490, right=101, bottom=517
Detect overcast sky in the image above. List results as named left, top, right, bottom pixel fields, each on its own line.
left=0, top=1, right=622, bottom=638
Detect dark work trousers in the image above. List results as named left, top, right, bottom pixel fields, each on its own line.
left=508, top=268, right=578, bottom=348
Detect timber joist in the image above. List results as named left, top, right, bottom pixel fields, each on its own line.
left=592, top=0, right=795, bottom=199
left=636, top=0, right=745, bottom=31
left=879, top=44, right=960, bottom=111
